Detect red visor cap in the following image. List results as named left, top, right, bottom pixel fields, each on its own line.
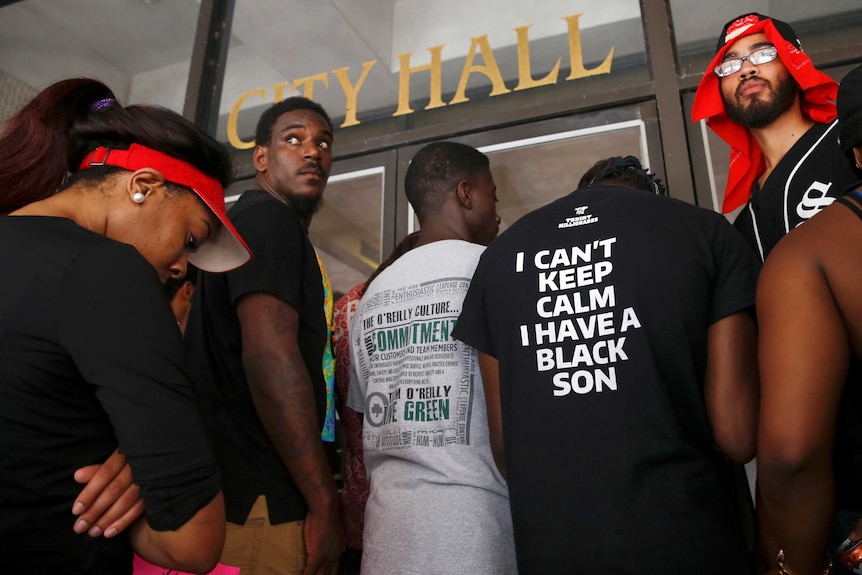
left=79, top=144, right=252, bottom=272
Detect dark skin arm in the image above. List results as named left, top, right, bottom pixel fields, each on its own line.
left=756, top=236, right=847, bottom=575
left=238, top=292, right=342, bottom=575
left=478, top=352, right=505, bottom=478
left=704, top=311, right=759, bottom=463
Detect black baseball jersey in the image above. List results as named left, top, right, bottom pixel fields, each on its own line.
left=734, top=120, right=860, bottom=260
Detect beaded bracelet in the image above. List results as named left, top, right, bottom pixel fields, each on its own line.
left=776, top=549, right=832, bottom=575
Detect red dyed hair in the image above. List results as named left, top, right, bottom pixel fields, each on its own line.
left=0, top=79, right=112, bottom=214
left=0, top=78, right=233, bottom=215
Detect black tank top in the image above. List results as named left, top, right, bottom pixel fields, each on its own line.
left=833, top=187, right=862, bottom=510
left=835, top=188, right=862, bottom=220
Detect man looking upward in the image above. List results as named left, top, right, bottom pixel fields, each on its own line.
left=692, top=12, right=859, bottom=260
left=185, top=97, right=342, bottom=575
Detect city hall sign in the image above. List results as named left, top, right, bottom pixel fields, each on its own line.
left=226, top=13, right=614, bottom=149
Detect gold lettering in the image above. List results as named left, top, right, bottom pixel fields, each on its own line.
left=394, top=45, right=446, bottom=117
left=225, top=13, right=616, bottom=148
left=514, top=24, right=560, bottom=91
left=292, top=73, right=329, bottom=100
left=227, top=88, right=266, bottom=150
left=333, top=61, right=377, bottom=128
left=564, top=13, right=613, bottom=80
left=272, top=81, right=291, bottom=103
left=450, top=35, right=511, bottom=105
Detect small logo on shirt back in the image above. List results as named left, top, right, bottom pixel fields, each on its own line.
left=366, top=392, right=392, bottom=428
left=559, top=205, right=598, bottom=228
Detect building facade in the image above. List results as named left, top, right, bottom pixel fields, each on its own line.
left=1, top=0, right=860, bottom=292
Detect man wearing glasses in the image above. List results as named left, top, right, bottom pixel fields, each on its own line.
left=692, top=13, right=859, bottom=261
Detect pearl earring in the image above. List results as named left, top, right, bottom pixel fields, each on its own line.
left=132, top=192, right=145, bottom=204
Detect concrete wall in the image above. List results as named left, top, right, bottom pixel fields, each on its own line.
left=0, top=69, right=35, bottom=129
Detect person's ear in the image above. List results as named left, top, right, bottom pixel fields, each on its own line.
left=181, top=281, right=195, bottom=303
left=853, top=147, right=862, bottom=171
left=127, top=168, right=166, bottom=205
left=456, top=180, right=473, bottom=209
left=253, top=144, right=269, bottom=172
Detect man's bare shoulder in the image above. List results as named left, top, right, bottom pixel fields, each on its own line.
left=767, top=199, right=862, bottom=269
left=761, top=198, right=862, bottom=347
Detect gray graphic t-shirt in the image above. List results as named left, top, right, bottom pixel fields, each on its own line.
left=347, top=240, right=516, bottom=575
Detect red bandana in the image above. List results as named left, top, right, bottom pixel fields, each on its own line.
left=691, top=18, right=838, bottom=213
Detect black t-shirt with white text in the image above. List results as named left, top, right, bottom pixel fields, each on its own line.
left=454, top=187, right=760, bottom=574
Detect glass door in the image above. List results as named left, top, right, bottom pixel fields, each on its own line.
left=225, top=151, right=397, bottom=296
left=399, top=101, right=661, bottom=234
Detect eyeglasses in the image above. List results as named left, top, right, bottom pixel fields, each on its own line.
left=714, top=46, right=779, bottom=78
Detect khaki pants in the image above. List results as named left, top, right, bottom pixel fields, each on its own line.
left=220, top=495, right=306, bottom=575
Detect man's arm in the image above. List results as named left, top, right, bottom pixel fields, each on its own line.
left=478, top=352, right=505, bottom=478
left=704, top=311, right=759, bottom=463
left=237, top=292, right=342, bottom=575
left=756, top=244, right=847, bottom=574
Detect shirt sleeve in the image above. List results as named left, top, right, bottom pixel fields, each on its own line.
left=57, top=242, right=220, bottom=531
left=731, top=205, right=763, bottom=261
left=710, top=215, right=761, bottom=324
left=451, top=250, right=496, bottom=357
left=346, top=306, right=368, bottom=413
left=226, top=200, right=310, bottom=308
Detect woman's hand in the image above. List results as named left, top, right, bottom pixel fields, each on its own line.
left=72, top=449, right=144, bottom=538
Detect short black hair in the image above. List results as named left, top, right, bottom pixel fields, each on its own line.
left=578, top=156, right=665, bottom=195
left=254, top=97, right=333, bottom=147
left=404, top=142, right=490, bottom=219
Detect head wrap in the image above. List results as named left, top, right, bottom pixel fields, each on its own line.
left=691, top=14, right=838, bottom=213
